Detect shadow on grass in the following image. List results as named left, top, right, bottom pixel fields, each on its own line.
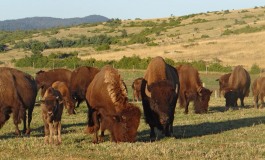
left=0, top=122, right=87, bottom=140
left=174, top=115, right=265, bottom=139
left=137, top=115, right=265, bottom=141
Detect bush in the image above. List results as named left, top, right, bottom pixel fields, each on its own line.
left=250, top=63, right=261, bottom=74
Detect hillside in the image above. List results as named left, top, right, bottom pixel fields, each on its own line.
left=0, top=15, right=109, bottom=30
left=1, top=7, right=265, bottom=69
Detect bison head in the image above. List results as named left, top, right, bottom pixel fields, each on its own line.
left=146, top=80, right=177, bottom=129
left=194, top=87, right=212, bottom=114
left=102, top=104, right=141, bottom=142
left=40, top=97, right=62, bottom=122
left=64, top=99, right=76, bottom=115
left=224, top=89, right=238, bottom=109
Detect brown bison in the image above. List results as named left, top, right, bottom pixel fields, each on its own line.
left=0, top=67, right=37, bottom=135
left=141, top=56, right=179, bottom=140
left=35, top=69, right=72, bottom=97
left=70, top=66, right=100, bottom=108
left=176, top=64, right=212, bottom=114
left=132, top=77, right=143, bottom=102
left=40, top=87, right=64, bottom=145
left=52, top=81, right=75, bottom=115
left=224, top=66, right=250, bottom=109
left=85, top=65, right=141, bottom=143
left=216, top=73, right=231, bottom=97
left=252, top=77, right=265, bottom=109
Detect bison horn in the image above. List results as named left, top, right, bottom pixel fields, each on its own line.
left=145, top=85, right=151, bottom=98
left=197, top=86, right=203, bottom=96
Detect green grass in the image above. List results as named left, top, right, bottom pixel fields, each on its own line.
left=0, top=69, right=264, bottom=159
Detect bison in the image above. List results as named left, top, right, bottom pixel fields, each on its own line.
left=176, top=64, right=212, bottom=114
left=35, top=69, right=72, bottom=97
left=85, top=65, right=141, bottom=143
left=216, top=73, right=231, bottom=97
left=40, top=87, right=64, bottom=145
left=225, top=65, right=250, bottom=109
left=0, top=67, right=37, bottom=135
left=70, top=66, right=100, bottom=108
left=52, top=81, right=75, bottom=115
left=141, top=56, right=179, bottom=140
left=132, top=77, right=143, bottom=102
left=252, top=77, right=265, bottom=109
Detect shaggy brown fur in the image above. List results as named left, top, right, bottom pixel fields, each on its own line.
left=141, top=56, right=179, bottom=140
left=0, top=67, right=37, bottom=135
left=35, top=69, right=72, bottom=97
left=177, top=64, right=212, bottom=114
left=70, top=66, right=100, bottom=108
left=85, top=65, right=140, bottom=143
left=52, top=81, right=75, bottom=115
left=227, top=65, right=251, bottom=107
left=132, top=77, right=143, bottom=102
left=252, top=77, right=265, bottom=109
left=41, top=87, right=64, bottom=145
left=216, top=73, right=231, bottom=97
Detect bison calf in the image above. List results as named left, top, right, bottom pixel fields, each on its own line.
left=252, top=77, right=265, bottom=109
left=132, top=77, right=143, bottom=102
left=41, top=87, right=64, bottom=145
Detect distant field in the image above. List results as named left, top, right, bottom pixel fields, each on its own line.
left=0, top=69, right=264, bottom=159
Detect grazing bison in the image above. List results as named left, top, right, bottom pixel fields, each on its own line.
left=35, top=69, right=72, bottom=97
left=216, top=73, right=231, bottom=97
left=85, top=65, right=141, bottom=143
left=0, top=67, right=37, bottom=135
left=52, top=81, right=75, bottom=115
left=132, top=77, right=143, bottom=102
left=176, top=64, right=212, bottom=114
left=252, top=77, right=265, bottom=109
left=141, top=56, right=179, bottom=140
left=70, top=66, right=100, bottom=108
left=225, top=66, right=250, bottom=109
left=40, top=87, right=64, bottom=145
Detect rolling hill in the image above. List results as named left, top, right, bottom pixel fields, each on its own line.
left=0, top=15, right=109, bottom=30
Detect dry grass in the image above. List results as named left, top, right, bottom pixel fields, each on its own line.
left=2, top=7, right=265, bottom=69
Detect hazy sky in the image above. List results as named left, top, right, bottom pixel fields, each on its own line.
left=0, top=0, right=264, bottom=21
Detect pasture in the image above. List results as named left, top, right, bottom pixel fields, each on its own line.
left=0, top=68, right=264, bottom=159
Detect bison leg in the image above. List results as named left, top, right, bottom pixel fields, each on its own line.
left=149, top=126, right=156, bottom=141
left=22, top=110, right=27, bottom=134
left=253, top=94, right=259, bottom=109
left=12, top=108, right=23, bottom=135
left=98, top=130, right=105, bottom=142
left=44, top=122, right=50, bottom=144
left=91, top=112, right=100, bottom=143
left=260, top=95, right=264, bottom=107
left=239, top=96, right=245, bottom=107
left=48, top=123, right=53, bottom=144
left=53, top=121, right=61, bottom=145
left=24, top=107, right=34, bottom=135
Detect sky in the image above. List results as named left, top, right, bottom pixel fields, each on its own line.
left=0, top=0, right=265, bottom=21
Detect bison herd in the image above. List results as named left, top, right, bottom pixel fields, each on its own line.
left=0, top=56, right=263, bottom=144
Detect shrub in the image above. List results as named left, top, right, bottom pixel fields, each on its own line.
left=250, top=63, right=261, bottom=74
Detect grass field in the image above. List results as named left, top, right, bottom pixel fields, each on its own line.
left=0, top=69, right=264, bottom=159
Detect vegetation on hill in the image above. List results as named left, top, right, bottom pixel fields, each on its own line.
left=0, top=6, right=265, bottom=70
